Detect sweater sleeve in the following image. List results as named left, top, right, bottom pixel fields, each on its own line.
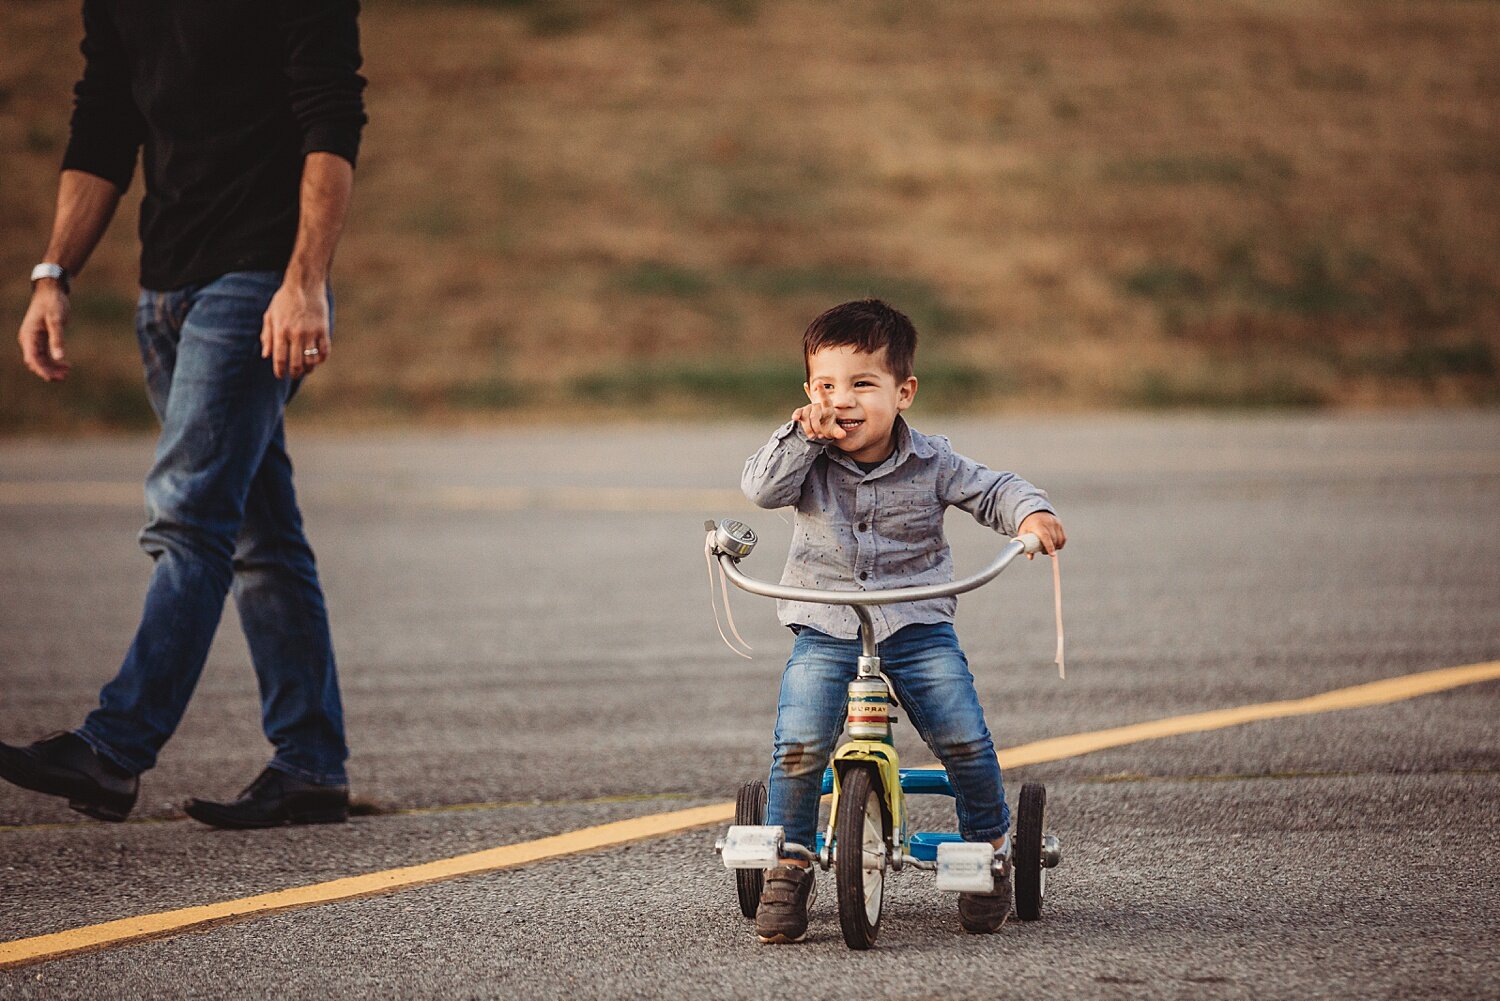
left=60, top=0, right=144, bottom=192
left=277, top=0, right=368, bottom=166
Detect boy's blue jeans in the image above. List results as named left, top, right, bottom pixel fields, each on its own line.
left=76, top=271, right=348, bottom=785
left=766, top=622, right=1009, bottom=850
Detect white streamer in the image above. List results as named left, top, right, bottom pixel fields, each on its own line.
left=705, top=533, right=753, bottom=659
left=1052, top=553, right=1065, bottom=679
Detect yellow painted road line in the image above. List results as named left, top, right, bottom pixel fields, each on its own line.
left=0, top=804, right=735, bottom=971
left=2, top=660, right=1497, bottom=970
left=990, top=660, right=1500, bottom=771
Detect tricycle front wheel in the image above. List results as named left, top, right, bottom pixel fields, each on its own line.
left=834, top=765, right=886, bottom=949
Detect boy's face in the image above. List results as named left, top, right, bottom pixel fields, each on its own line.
left=804, top=344, right=917, bottom=464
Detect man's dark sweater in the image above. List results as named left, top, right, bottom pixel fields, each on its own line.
left=62, top=0, right=367, bottom=291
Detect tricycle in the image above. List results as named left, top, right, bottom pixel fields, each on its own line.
left=706, top=518, right=1062, bottom=949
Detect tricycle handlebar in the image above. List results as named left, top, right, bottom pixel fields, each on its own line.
left=710, top=526, right=1041, bottom=608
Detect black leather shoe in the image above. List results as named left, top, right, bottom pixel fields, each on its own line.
left=0, top=732, right=139, bottom=822
left=184, top=767, right=348, bottom=829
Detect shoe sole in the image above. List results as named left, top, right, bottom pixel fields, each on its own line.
left=755, top=930, right=809, bottom=944
left=959, top=913, right=1011, bottom=934
left=182, top=801, right=348, bottom=830
left=0, top=747, right=132, bottom=822
left=69, top=799, right=131, bottom=823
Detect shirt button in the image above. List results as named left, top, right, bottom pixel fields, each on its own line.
left=858, top=522, right=868, bottom=532
left=859, top=571, right=869, bottom=581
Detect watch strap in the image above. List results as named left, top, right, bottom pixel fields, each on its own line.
left=30, top=262, right=70, bottom=293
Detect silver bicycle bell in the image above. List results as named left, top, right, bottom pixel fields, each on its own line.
left=707, top=519, right=757, bottom=559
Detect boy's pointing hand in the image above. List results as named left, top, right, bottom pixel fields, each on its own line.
left=793, top=386, right=846, bottom=441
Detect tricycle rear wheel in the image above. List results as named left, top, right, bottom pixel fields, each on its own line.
left=1014, top=782, right=1046, bottom=921
left=734, top=780, right=767, bottom=918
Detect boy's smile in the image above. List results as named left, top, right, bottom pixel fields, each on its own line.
left=804, top=345, right=918, bottom=465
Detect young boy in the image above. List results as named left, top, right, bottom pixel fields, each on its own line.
left=740, top=298, right=1066, bottom=942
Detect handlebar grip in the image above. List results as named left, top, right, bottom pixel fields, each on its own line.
left=1017, top=532, right=1044, bottom=556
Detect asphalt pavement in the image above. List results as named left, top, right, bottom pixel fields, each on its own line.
left=1, top=412, right=1497, bottom=999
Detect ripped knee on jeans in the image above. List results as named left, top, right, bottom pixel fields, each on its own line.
left=775, top=741, right=827, bottom=778
left=937, top=736, right=993, bottom=762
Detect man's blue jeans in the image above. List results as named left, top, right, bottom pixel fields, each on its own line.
left=76, top=271, right=347, bottom=785
left=766, top=622, right=1009, bottom=850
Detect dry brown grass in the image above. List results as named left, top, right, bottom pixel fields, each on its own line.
left=2, top=0, right=1497, bottom=431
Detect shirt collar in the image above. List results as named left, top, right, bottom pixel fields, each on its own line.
left=827, top=416, right=935, bottom=478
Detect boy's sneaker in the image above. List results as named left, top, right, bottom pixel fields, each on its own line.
left=958, top=863, right=1012, bottom=934
left=755, top=864, right=817, bottom=943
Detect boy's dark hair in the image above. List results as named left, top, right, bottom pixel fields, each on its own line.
left=802, top=298, right=917, bottom=382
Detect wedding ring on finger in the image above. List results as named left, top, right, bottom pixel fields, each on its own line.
left=303, top=347, right=321, bottom=357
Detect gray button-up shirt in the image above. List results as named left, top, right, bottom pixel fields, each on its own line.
left=741, top=417, right=1054, bottom=642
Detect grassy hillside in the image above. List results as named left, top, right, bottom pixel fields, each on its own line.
left=2, top=0, right=1497, bottom=431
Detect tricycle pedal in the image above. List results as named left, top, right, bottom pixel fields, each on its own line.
left=718, top=824, right=785, bottom=869
left=934, top=841, right=998, bottom=893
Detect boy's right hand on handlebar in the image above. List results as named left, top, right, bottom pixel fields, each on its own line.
left=793, top=387, right=846, bottom=441
left=1018, top=511, right=1067, bottom=559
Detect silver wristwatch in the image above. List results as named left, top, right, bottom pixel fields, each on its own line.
left=30, top=262, right=70, bottom=294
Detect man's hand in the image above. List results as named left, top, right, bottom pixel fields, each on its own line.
left=259, top=152, right=353, bottom=380
left=1018, top=510, right=1067, bottom=558
left=17, top=171, right=122, bottom=383
left=793, top=386, right=846, bottom=441
left=260, top=280, right=330, bottom=380
left=18, top=282, right=71, bottom=382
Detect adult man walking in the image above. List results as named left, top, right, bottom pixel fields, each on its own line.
left=2, top=1, right=367, bottom=828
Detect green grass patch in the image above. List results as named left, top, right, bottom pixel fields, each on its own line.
left=1130, top=369, right=1326, bottom=409
left=1294, top=65, right=1371, bottom=93
left=612, top=261, right=968, bottom=338
left=0, top=369, right=155, bottom=433
left=615, top=261, right=715, bottom=299
left=1050, top=96, right=1082, bottom=121
left=1123, top=242, right=1376, bottom=320
left=447, top=377, right=532, bottom=410
left=913, top=362, right=1013, bottom=408
left=401, top=200, right=464, bottom=239
left=1103, top=152, right=1294, bottom=187
left=728, top=266, right=967, bottom=337
left=637, top=153, right=834, bottom=227
left=1105, top=156, right=1250, bottom=186
left=1225, top=244, right=1373, bottom=317
left=1351, top=339, right=1496, bottom=380
left=68, top=289, right=137, bottom=325
left=702, top=0, right=760, bottom=23
left=375, top=0, right=594, bottom=34
left=569, top=358, right=999, bottom=412
left=1123, top=263, right=1208, bottom=300
left=25, top=125, right=61, bottom=155
left=1110, top=1, right=1178, bottom=36
left=70, top=373, right=156, bottom=427
left=571, top=361, right=802, bottom=410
